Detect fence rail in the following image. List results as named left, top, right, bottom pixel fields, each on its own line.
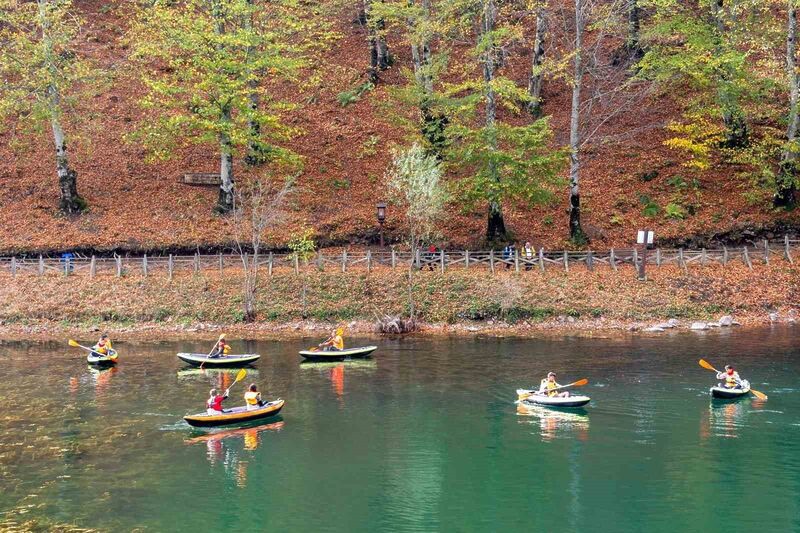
left=1, top=236, right=798, bottom=278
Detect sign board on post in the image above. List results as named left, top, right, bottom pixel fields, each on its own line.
left=636, top=229, right=655, bottom=281
left=637, top=230, right=654, bottom=246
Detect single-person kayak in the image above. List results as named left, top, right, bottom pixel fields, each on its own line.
left=87, top=349, right=118, bottom=366
left=184, top=399, right=284, bottom=428
left=516, top=389, right=591, bottom=408
left=177, top=353, right=260, bottom=367
left=298, top=346, right=378, bottom=360
left=710, top=380, right=750, bottom=399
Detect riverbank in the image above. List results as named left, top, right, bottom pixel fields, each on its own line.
left=0, top=262, right=796, bottom=339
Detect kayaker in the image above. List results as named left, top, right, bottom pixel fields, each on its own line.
left=92, top=334, right=113, bottom=356
left=716, top=365, right=742, bottom=389
left=538, top=372, right=570, bottom=398
left=319, top=328, right=344, bottom=352
left=244, top=383, right=265, bottom=410
left=207, top=388, right=229, bottom=414
left=210, top=334, right=231, bottom=358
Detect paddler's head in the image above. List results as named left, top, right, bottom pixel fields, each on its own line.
left=210, top=388, right=217, bottom=397
left=725, top=365, right=734, bottom=374
left=547, top=372, right=556, bottom=382
left=248, top=383, right=258, bottom=392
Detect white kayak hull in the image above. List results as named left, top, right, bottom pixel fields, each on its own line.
left=710, top=380, right=750, bottom=399
left=517, top=388, right=591, bottom=408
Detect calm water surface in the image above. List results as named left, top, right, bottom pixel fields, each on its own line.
left=1, top=327, right=798, bottom=531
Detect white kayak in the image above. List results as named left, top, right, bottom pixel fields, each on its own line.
left=516, top=389, right=591, bottom=408
left=298, top=346, right=378, bottom=360
left=87, top=349, right=118, bottom=366
left=710, top=380, right=750, bottom=399
left=177, top=353, right=260, bottom=367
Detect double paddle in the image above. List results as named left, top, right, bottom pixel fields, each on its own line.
left=225, top=368, right=248, bottom=396
left=517, top=378, right=589, bottom=402
left=698, top=359, right=767, bottom=400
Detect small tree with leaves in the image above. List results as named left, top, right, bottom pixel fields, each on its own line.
left=287, top=227, right=316, bottom=319
left=229, top=173, right=294, bottom=322
left=386, top=143, right=447, bottom=326
left=129, top=0, right=307, bottom=214
left=0, top=0, right=100, bottom=214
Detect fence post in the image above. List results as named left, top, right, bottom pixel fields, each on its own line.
left=440, top=249, right=445, bottom=273
left=610, top=248, right=617, bottom=271
left=116, top=255, right=122, bottom=277
left=316, top=251, right=323, bottom=271
left=143, top=254, right=148, bottom=277
left=465, top=250, right=470, bottom=269
left=763, top=239, right=769, bottom=264
left=786, top=235, right=794, bottom=264
left=219, top=252, right=224, bottom=272
left=11, top=257, right=16, bottom=277
left=294, top=253, right=299, bottom=275
left=587, top=250, right=594, bottom=271
left=367, top=250, right=372, bottom=274
left=342, top=250, right=347, bottom=273
left=194, top=253, right=199, bottom=274
left=415, top=248, right=421, bottom=270
left=38, top=255, right=44, bottom=276
left=391, top=248, right=396, bottom=268
left=633, top=248, right=638, bottom=270
left=268, top=252, right=273, bottom=276
left=514, top=250, right=520, bottom=273
left=656, top=248, right=662, bottom=267
left=90, top=255, right=96, bottom=279
left=701, top=248, right=707, bottom=266
left=679, top=248, right=686, bottom=271
left=538, top=248, right=545, bottom=272
left=722, top=247, right=728, bottom=266
left=563, top=251, right=569, bottom=272
left=743, top=247, right=752, bottom=270
left=168, top=254, right=174, bottom=280
left=63, top=256, right=69, bottom=276
left=489, top=249, right=495, bottom=274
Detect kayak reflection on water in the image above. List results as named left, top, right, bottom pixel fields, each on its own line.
left=517, top=404, right=589, bottom=442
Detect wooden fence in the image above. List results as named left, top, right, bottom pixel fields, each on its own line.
left=0, top=236, right=797, bottom=278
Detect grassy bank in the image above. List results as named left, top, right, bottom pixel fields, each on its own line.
left=0, top=263, right=796, bottom=333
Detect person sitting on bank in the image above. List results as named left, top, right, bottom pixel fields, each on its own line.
left=716, top=365, right=742, bottom=389
left=210, top=334, right=231, bottom=358
left=539, top=372, right=570, bottom=398
left=244, top=383, right=265, bottom=410
left=92, top=333, right=113, bottom=356
left=319, top=328, right=344, bottom=352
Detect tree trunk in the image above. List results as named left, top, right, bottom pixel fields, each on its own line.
left=217, top=108, right=235, bottom=214
left=244, top=0, right=267, bottom=166
left=777, top=1, right=799, bottom=208
left=38, top=0, right=84, bottom=215
left=527, top=6, right=547, bottom=116
left=364, top=0, right=389, bottom=83
left=410, top=0, right=446, bottom=155
left=482, top=0, right=506, bottom=242
left=626, top=0, right=642, bottom=57
left=569, top=0, right=585, bottom=242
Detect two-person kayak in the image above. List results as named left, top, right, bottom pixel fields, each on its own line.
left=177, top=353, right=261, bottom=367
left=299, top=346, right=377, bottom=360
left=184, top=399, right=285, bottom=428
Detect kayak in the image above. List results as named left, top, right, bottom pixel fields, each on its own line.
left=87, top=349, right=118, bottom=366
left=516, top=389, right=591, bottom=408
left=184, top=399, right=284, bottom=428
left=711, top=380, right=750, bottom=399
left=177, top=353, right=260, bottom=367
left=298, top=346, right=378, bottom=360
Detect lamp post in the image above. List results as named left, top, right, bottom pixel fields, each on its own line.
left=377, top=202, right=386, bottom=247
left=636, top=228, right=654, bottom=281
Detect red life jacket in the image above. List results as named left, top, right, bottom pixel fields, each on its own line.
left=207, top=395, right=225, bottom=411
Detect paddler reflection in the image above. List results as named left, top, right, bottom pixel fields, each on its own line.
left=88, top=366, right=117, bottom=403
left=705, top=401, right=746, bottom=439
left=517, top=403, right=589, bottom=442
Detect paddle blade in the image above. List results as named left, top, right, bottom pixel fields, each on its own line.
left=68, top=339, right=80, bottom=347
left=698, top=359, right=717, bottom=372
left=571, top=378, right=589, bottom=387
left=235, top=368, right=247, bottom=382
left=750, top=389, right=768, bottom=401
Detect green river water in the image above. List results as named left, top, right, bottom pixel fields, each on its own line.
left=0, top=327, right=798, bottom=532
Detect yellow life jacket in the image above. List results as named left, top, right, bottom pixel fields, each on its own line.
left=94, top=341, right=108, bottom=355
left=724, top=372, right=738, bottom=387
left=545, top=381, right=558, bottom=397
left=223, top=344, right=231, bottom=355
left=333, top=335, right=344, bottom=350
left=244, top=391, right=260, bottom=405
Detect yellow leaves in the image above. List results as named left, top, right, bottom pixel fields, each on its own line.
left=664, top=114, right=725, bottom=170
